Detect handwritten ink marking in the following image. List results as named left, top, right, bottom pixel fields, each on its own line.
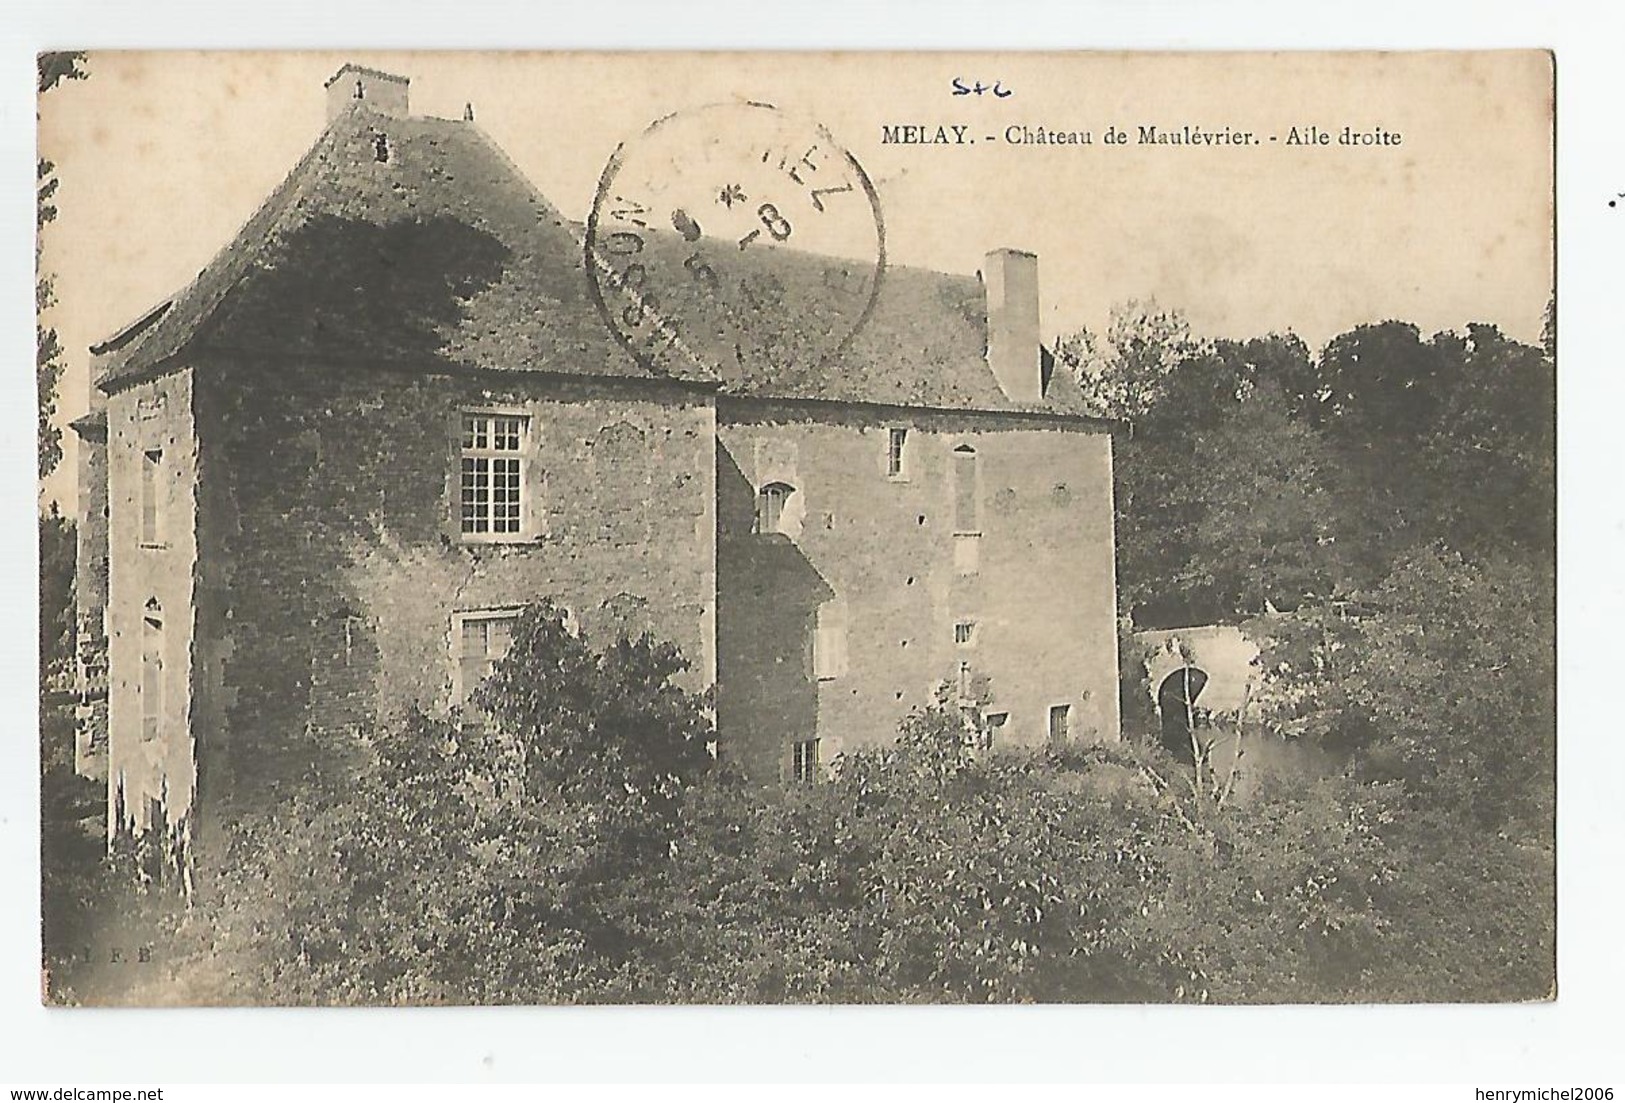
left=951, top=78, right=1013, bottom=98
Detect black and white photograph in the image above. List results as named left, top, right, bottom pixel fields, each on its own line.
left=33, top=49, right=1556, bottom=1009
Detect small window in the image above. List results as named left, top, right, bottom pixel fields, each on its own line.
left=140, top=606, right=162, bottom=742
left=980, top=711, right=1008, bottom=750
left=460, top=413, right=528, bottom=539
left=1048, top=703, right=1071, bottom=744
left=140, top=449, right=162, bottom=545
left=757, top=481, right=795, bottom=536
left=886, top=427, right=908, bottom=479
left=454, top=610, right=520, bottom=704
left=954, top=619, right=977, bottom=647
left=341, top=612, right=365, bottom=667
left=956, top=660, right=973, bottom=702
left=791, top=738, right=820, bottom=783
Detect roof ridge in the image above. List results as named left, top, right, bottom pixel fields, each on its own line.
left=323, top=64, right=408, bottom=89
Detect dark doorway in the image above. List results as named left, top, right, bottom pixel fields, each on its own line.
left=1157, top=667, right=1209, bottom=762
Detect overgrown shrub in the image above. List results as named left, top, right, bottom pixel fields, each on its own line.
left=57, top=599, right=1550, bottom=1006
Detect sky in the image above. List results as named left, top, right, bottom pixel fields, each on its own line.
left=36, top=50, right=1555, bottom=506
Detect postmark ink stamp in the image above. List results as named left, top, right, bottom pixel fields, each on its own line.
left=585, top=101, right=886, bottom=379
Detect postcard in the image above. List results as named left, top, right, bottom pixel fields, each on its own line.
left=36, top=50, right=1554, bottom=1006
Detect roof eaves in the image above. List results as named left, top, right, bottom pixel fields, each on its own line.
left=717, top=391, right=1116, bottom=429
left=95, top=350, right=189, bottom=396
left=135, top=341, right=725, bottom=396
left=88, top=300, right=173, bottom=357
left=69, top=409, right=107, bottom=438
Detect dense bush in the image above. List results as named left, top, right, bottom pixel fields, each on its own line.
left=83, top=610, right=1547, bottom=1006
left=1254, top=544, right=1554, bottom=837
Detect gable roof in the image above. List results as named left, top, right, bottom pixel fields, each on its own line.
left=93, top=102, right=1097, bottom=420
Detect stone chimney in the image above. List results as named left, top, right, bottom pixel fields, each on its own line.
left=324, top=64, right=410, bottom=122
left=982, top=248, right=1043, bottom=403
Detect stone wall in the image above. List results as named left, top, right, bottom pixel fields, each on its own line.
left=717, top=399, right=1119, bottom=781
left=104, top=369, right=200, bottom=839
left=1135, top=623, right=1262, bottom=717
left=191, top=355, right=717, bottom=819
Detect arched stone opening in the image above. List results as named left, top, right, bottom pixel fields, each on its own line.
left=1156, top=666, right=1209, bottom=763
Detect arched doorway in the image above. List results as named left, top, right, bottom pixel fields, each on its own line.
left=1157, top=666, right=1209, bottom=762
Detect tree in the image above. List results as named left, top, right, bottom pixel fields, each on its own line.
left=1057, top=299, right=1205, bottom=430
left=1255, top=544, right=1554, bottom=836
left=472, top=602, right=714, bottom=836
left=39, top=52, right=89, bottom=95
left=39, top=507, right=76, bottom=683
left=1181, top=379, right=1343, bottom=616
left=158, top=601, right=720, bottom=1004
left=1110, top=330, right=1328, bottom=625
left=1309, top=320, right=1454, bottom=443
left=37, top=52, right=89, bottom=483
left=1418, top=324, right=1554, bottom=554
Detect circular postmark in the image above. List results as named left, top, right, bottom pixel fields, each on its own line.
left=584, top=101, right=885, bottom=380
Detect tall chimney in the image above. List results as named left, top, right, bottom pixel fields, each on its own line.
left=982, top=248, right=1043, bottom=403
left=324, top=64, right=410, bottom=123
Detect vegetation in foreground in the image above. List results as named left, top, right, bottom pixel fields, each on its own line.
left=44, top=591, right=1551, bottom=1006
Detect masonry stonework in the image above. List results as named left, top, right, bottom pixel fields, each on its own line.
left=191, top=356, right=717, bottom=818
left=104, top=369, right=200, bottom=840
left=717, top=400, right=1119, bottom=781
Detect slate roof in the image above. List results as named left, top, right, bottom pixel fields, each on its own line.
left=94, top=103, right=1097, bottom=419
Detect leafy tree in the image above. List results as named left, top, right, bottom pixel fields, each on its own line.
left=1180, top=379, right=1342, bottom=615
left=146, top=602, right=720, bottom=1004
left=1057, top=299, right=1205, bottom=429
left=39, top=507, right=76, bottom=681
left=472, top=602, right=714, bottom=846
left=1255, top=544, right=1553, bottom=836
left=37, top=52, right=89, bottom=482
left=1418, top=324, right=1554, bottom=554
left=1112, top=329, right=1333, bottom=625
left=39, top=52, right=88, bottom=95
left=1308, top=320, right=1454, bottom=443
left=1145, top=332, right=1314, bottom=435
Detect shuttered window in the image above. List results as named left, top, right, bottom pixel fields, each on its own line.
left=887, top=427, right=908, bottom=478
left=791, top=739, right=820, bottom=783
left=952, top=445, right=978, bottom=533
left=757, top=482, right=794, bottom=535
left=813, top=599, right=848, bottom=680
left=455, top=611, right=518, bottom=704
